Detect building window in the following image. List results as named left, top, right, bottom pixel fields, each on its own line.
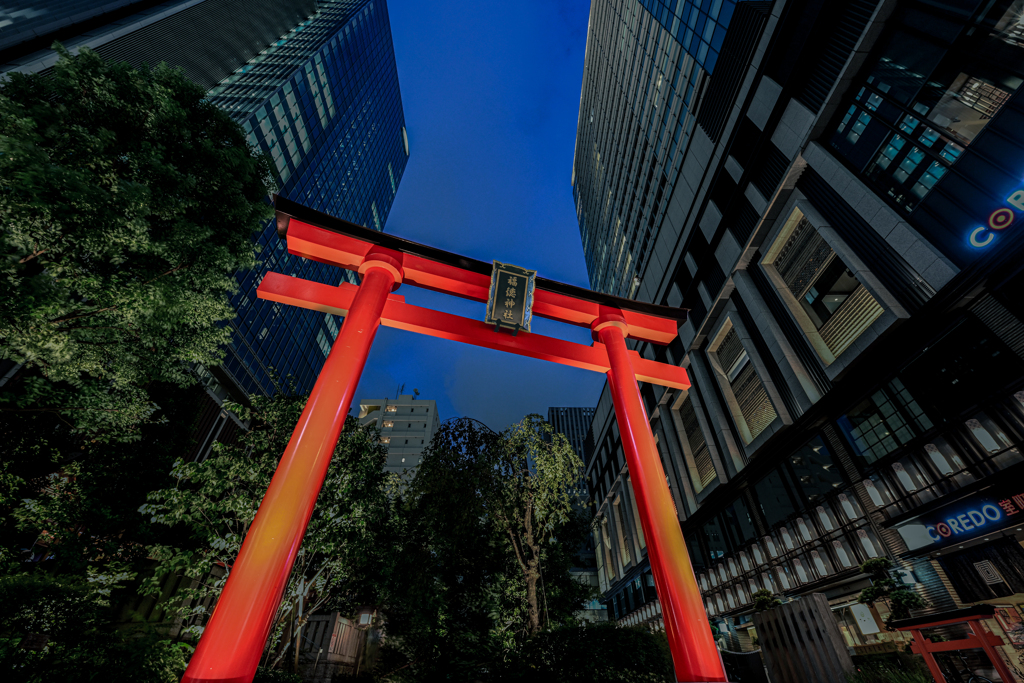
left=762, top=208, right=884, bottom=364
left=386, top=405, right=397, bottom=412
left=316, top=329, right=331, bottom=358
left=383, top=421, right=394, bottom=428
left=837, top=378, right=933, bottom=464
left=828, top=0, right=1024, bottom=211
left=613, top=498, right=631, bottom=566
left=709, top=323, right=777, bottom=444
left=674, top=393, right=717, bottom=493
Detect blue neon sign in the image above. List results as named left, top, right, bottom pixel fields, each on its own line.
left=925, top=503, right=1002, bottom=542
left=898, top=478, right=1023, bottom=550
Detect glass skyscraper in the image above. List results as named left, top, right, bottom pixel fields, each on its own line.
left=210, top=0, right=408, bottom=396
left=2, top=0, right=408, bottom=399
left=572, top=0, right=746, bottom=298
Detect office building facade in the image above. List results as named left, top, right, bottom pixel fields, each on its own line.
left=2, top=0, right=409, bottom=399
left=547, top=406, right=597, bottom=462
left=576, top=0, right=1024, bottom=658
left=358, top=395, right=440, bottom=474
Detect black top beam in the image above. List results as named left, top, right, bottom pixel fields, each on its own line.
left=273, top=194, right=690, bottom=322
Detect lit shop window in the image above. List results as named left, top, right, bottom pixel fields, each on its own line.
left=762, top=209, right=883, bottom=364
left=385, top=405, right=397, bottom=413
left=709, top=324, right=776, bottom=444
left=383, top=421, right=394, bottom=429
left=380, top=437, right=390, bottom=445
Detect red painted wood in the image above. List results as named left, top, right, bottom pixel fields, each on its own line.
left=284, top=219, right=679, bottom=344
left=598, top=317, right=727, bottom=683
left=181, top=264, right=398, bottom=683
left=257, top=273, right=691, bottom=390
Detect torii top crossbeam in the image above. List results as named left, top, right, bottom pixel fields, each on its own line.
left=180, top=196, right=725, bottom=683
left=265, top=195, right=690, bottom=388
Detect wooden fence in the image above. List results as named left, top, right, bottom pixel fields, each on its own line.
left=753, top=593, right=855, bottom=683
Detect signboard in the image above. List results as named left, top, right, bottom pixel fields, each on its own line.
left=850, top=603, right=881, bottom=635
left=968, top=188, right=1024, bottom=249
left=896, top=476, right=1024, bottom=551
left=484, top=261, right=536, bottom=333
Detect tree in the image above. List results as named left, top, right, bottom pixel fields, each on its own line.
left=0, top=568, right=191, bottom=683
left=140, top=394, right=394, bottom=669
left=491, top=415, right=586, bottom=636
left=751, top=589, right=781, bottom=612
left=375, top=416, right=594, bottom=681
left=857, top=557, right=927, bottom=626
left=0, top=44, right=273, bottom=439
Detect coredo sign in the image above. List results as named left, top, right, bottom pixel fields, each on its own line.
left=897, top=477, right=1024, bottom=550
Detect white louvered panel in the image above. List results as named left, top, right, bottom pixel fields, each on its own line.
left=818, top=285, right=883, bottom=357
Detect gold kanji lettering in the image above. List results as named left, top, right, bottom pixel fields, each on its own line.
left=509, top=276, right=518, bottom=286
left=503, top=309, right=515, bottom=321
left=505, top=286, right=517, bottom=297
left=505, top=299, right=516, bottom=308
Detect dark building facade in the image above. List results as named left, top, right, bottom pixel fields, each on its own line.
left=576, top=0, right=1024, bottom=660
left=210, top=0, right=408, bottom=396
left=548, top=406, right=597, bottom=462
left=3, top=0, right=409, bottom=399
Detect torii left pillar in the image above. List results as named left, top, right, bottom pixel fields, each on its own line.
left=181, top=250, right=402, bottom=683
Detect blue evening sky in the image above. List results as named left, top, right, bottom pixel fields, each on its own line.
left=350, top=0, right=605, bottom=431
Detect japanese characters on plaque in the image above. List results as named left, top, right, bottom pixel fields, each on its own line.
left=484, top=261, right=536, bottom=333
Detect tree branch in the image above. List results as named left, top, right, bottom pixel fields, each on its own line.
left=18, top=248, right=47, bottom=264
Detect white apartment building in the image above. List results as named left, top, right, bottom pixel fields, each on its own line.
left=358, top=394, right=440, bottom=474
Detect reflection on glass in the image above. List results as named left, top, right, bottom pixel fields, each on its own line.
left=832, top=538, right=855, bottom=568
left=812, top=549, right=832, bottom=576
left=838, top=493, right=860, bottom=521
left=796, top=516, right=816, bottom=542
left=858, top=528, right=881, bottom=558
left=793, top=558, right=810, bottom=583
left=775, top=566, right=792, bottom=590
left=892, top=461, right=918, bottom=491
left=739, top=550, right=752, bottom=571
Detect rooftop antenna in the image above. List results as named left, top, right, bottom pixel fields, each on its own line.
left=396, top=383, right=404, bottom=399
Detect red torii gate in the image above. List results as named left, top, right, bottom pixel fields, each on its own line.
left=181, top=196, right=726, bottom=683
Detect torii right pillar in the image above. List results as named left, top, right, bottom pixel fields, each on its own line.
left=594, top=310, right=728, bottom=683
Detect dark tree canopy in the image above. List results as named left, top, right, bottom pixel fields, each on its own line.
left=0, top=45, right=273, bottom=437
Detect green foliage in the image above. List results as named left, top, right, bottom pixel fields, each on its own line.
left=252, top=666, right=303, bottom=683
left=0, top=44, right=273, bottom=438
left=492, top=415, right=587, bottom=636
left=752, top=588, right=782, bottom=612
left=857, top=558, right=928, bottom=625
left=140, top=393, right=393, bottom=655
left=373, top=416, right=594, bottom=681
left=5, top=383, right=205, bottom=574
left=0, top=569, right=189, bottom=682
left=496, top=623, right=673, bottom=683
